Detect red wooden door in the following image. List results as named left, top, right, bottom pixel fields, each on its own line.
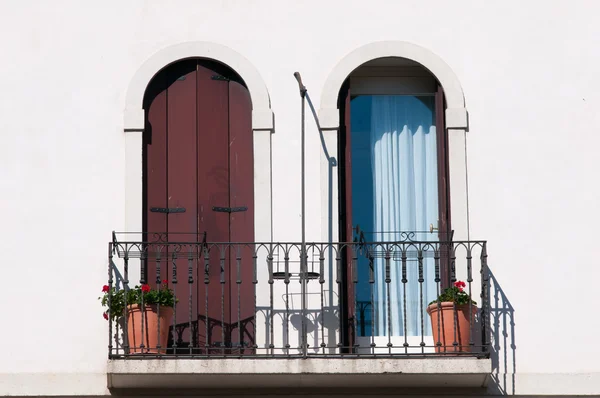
left=144, top=59, right=255, bottom=354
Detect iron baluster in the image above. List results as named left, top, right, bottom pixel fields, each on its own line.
left=107, top=242, right=114, bottom=358
left=122, top=251, right=130, bottom=355
left=220, top=245, right=226, bottom=356
left=267, top=249, right=274, bottom=355
left=284, top=247, right=290, bottom=353
left=188, top=247, right=194, bottom=355
left=369, top=245, right=376, bottom=353
left=481, top=242, right=490, bottom=355
left=352, top=245, right=359, bottom=351
left=335, top=250, right=343, bottom=353
left=418, top=246, right=425, bottom=353
left=171, top=252, right=178, bottom=352
left=401, top=247, right=408, bottom=353
left=450, top=245, right=456, bottom=284
left=466, top=245, right=474, bottom=350
left=236, top=244, right=242, bottom=354
left=385, top=246, right=392, bottom=354
left=252, top=246, right=258, bottom=352
left=319, top=247, right=326, bottom=353
left=204, top=244, right=210, bottom=354
left=434, top=245, right=442, bottom=351
left=155, top=248, right=161, bottom=285
left=140, top=251, right=146, bottom=353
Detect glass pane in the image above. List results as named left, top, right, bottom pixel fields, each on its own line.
left=351, top=95, right=439, bottom=337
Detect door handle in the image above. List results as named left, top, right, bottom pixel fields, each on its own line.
left=429, top=223, right=439, bottom=234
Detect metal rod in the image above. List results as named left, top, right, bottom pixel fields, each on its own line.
left=418, top=247, right=425, bottom=354
left=385, top=248, right=392, bottom=354
left=122, top=253, right=129, bottom=354
left=220, top=246, right=226, bottom=355
left=252, top=247, right=258, bottom=354
left=203, top=244, right=210, bottom=354
left=294, top=72, right=308, bottom=357
left=153, top=248, right=162, bottom=354
left=369, top=254, right=376, bottom=354
left=107, top=242, right=113, bottom=358
left=140, top=255, right=146, bottom=353
left=481, top=242, right=490, bottom=354
left=319, top=247, right=325, bottom=354
left=402, top=249, right=408, bottom=353
left=188, top=248, right=194, bottom=355
left=236, top=245, right=242, bottom=354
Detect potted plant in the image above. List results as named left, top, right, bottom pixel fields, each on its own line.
left=100, top=280, right=176, bottom=354
left=426, top=280, right=477, bottom=353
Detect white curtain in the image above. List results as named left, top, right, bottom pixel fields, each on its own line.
left=370, top=96, right=438, bottom=336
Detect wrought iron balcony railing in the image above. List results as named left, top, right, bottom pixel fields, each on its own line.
left=107, top=232, right=490, bottom=358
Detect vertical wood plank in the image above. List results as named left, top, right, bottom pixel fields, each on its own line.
left=166, top=61, right=199, bottom=331
left=196, top=63, right=230, bottom=353
left=435, top=85, right=452, bottom=288
left=144, top=71, right=168, bottom=288
left=228, top=79, right=255, bottom=353
left=338, top=80, right=356, bottom=351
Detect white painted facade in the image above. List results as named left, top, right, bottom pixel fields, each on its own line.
left=1, top=0, right=599, bottom=396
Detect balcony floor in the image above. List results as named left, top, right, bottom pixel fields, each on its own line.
left=107, top=357, right=491, bottom=391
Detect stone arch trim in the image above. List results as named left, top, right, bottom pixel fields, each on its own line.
left=124, top=41, right=274, bottom=131
left=318, top=41, right=468, bottom=130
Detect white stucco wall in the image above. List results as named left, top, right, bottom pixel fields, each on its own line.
left=1, top=0, right=600, bottom=395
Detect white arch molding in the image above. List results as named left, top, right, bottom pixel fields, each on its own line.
left=124, top=41, right=274, bottom=131
left=317, top=41, right=471, bottom=244
left=318, top=41, right=467, bottom=130
left=123, top=42, right=274, bottom=252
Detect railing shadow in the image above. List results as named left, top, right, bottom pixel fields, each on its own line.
left=260, top=306, right=340, bottom=355
left=109, top=258, right=127, bottom=349
left=486, top=268, right=517, bottom=395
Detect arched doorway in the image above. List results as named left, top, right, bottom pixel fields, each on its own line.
left=142, top=58, right=255, bottom=353
left=338, top=57, right=451, bottom=352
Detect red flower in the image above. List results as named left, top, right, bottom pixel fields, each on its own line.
left=162, top=279, right=168, bottom=285
left=102, top=285, right=110, bottom=293
left=141, top=284, right=151, bottom=293
left=454, top=281, right=466, bottom=291
left=103, top=312, right=109, bottom=320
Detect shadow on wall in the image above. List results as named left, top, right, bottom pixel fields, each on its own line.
left=487, top=269, right=517, bottom=395
left=109, top=259, right=127, bottom=348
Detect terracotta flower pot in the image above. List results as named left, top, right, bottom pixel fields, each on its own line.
left=126, top=304, right=173, bottom=354
left=426, top=302, right=476, bottom=353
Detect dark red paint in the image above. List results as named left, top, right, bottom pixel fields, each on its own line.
left=435, top=85, right=452, bottom=287
left=227, top=80, right=255, bottom=352
left=144, top=60, right=255, bottom=354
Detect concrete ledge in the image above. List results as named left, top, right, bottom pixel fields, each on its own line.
left=108, top=358, right=491, bottom=390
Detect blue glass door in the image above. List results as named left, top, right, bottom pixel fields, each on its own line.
left=349, top=94, right=441, bottom=339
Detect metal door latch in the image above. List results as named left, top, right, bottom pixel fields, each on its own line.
left=212, top=206, right=247, bottom=213
left=150, top=207, right=186, bottom=214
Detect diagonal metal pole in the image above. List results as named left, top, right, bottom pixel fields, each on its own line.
left=293, top=72, right=308, bottom=357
